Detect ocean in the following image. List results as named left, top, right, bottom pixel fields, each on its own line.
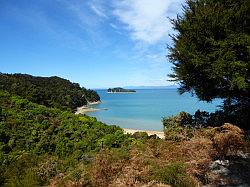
left=87, top=89, right=221, bottom=131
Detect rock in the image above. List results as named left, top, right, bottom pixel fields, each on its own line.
left=209, top=160, right=229, bottom=169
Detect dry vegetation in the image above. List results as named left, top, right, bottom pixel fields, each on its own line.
left=48, top=123, right=249, bottom=187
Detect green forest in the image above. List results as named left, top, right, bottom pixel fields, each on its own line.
left=0, top=89, right=132, bottom=186
left=0, top=0, right=249, bottom=186
left=0, top=73, right=249, bottom=186
left=0, top=73, right=100, bottom=111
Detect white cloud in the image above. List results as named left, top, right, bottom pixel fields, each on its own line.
left=113, top=0, right=184, bottom=44
left=89, top=3, right=108, bottom=19
left=110, top=23, right=118, bottom=29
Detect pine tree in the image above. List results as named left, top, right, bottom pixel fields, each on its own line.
left=168, top=0, right=250, bottom=128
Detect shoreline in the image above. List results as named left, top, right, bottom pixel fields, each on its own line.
left=123, top=128, right=164, bottom=139
left=75, top=106, right=100, bottom=114
left=88, top=101, right=101, bottom=105
left=75, top=100, right=102, bottom=114
left=76, top=100, right=164, bottom=139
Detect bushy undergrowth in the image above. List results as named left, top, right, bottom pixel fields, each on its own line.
left=1, top=90, right=249, bottom=187
left=153, top=162, right=194, bottom=187
left=163, top=108, right=250, bottom=131
left=86, top=123, right=248, bottom=187
left=0, top=90, right=133, bottom=186
left=212, top=123, right=246, bottom=158
left=0, top=73, right=100, bottom=110
left=163, top=112, right=195, bottom=141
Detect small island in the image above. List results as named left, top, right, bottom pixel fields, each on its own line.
left=107, top=87, right=136, bottom=93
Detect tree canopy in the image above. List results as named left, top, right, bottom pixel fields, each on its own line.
left=169, top=0, right=249, bottom=101
left=168, top=0, right=249, bottom=128
left=0, top=73, right=100, bottom=110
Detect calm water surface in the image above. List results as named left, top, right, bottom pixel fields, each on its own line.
left=88, top=89, right=221, bottom=131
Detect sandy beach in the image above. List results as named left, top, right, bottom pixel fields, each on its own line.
left=75, top=101, right=165, bottom=139
left=75, top=106, right=100, bottom=114
left=88, top=101, right=101, bottom=105
left=123, top=128, right=165, bottom=139
left=75, top=101, right=102, bottom=114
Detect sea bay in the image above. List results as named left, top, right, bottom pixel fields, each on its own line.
left=88, top=89, right=221, bottom=131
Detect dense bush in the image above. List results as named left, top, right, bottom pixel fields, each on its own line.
left=153, top=162, right=194, bottom=187
left=0, top=73, right=100, bottom=110
left=163, top=112, right=195, bottom=141
left=0, top=76, right=249, bottom=186
left=163, top=108, right=250, bottom=132
left=212, top=123, right=246, bottom=158
left=1, top=90, right=248, bottom=186
left=0, top=90, right=131, bottom=186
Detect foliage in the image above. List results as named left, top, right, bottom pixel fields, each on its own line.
left=246, top=135, right=250, bottom=142
left=164, top=108, right=250, bottom=131
left=153, top=162, right=194, bottom=187
left=168, top=0, right=250, bottom=129
left=0, top=90, right=130, bottom=186
left=212, top=123, right=246, bottom=158
left=1, top=89, right=248, bottom=186
left=0, top=74, right=249, bottom=186
left=0, top=73, right=100, bottom=110
left=89, top=149, right=128, bottom=187
left=131, top=131, right=150, bottom=140
left=163, top=112, right=195, bottom=141
left=98, top=130, right=133, bottom=149
left=163, top=112, right=193, bottom=127
left=2, top=154, right=40, bottom=187
left=162, top=111, right=250, bottom=184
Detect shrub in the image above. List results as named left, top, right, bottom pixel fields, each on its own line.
left=98, top=130, right=131, bottom=149
left=3, top=153, right=40, bottom=187
left=246, top=135, right=250, bottom=142
left=110, top=148, right=152, bottom=186
left=152, top=162, right=195, bottom=187
left=132, top=131, right=149, bottom=140
left=163, top=112, right=194, bottom=141
left=163, top=112, right=192, bottom=128
left=35, top=157, right=59, bottom=185
left=212, top=123, right=245, bottom=158
left=89, top=149, right=127, bottom=187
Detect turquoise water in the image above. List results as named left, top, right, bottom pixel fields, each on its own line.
left=88, top=89, right=221, bottom=131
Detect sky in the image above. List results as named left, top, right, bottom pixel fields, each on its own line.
left=0, top=0, right=185, bottom=89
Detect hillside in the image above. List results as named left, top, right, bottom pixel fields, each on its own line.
left=0, top=90, right=135, bottom=186
left=0, top=73, right=100, bottom=110
left=0, top=90, right=249, bottom=186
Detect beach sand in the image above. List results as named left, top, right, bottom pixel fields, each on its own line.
left=75, top=106, right=100, bottom=114
left=123, top=128, right=165, bottom=139
left=75, top=102, right=165, bottom=139
left=75, top=101, right=102, bottom=114
left=88, top=101, right=101, bottom=105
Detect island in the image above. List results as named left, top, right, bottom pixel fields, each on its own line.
left=107, top=87, right=136, bottom=93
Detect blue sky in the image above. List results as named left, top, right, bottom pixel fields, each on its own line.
left=0, top=0, right=185, bottom=88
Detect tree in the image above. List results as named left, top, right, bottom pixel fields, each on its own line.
left=168, top=0, right=250, bottom=128
left=0, top=73, right=100, bottom=110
